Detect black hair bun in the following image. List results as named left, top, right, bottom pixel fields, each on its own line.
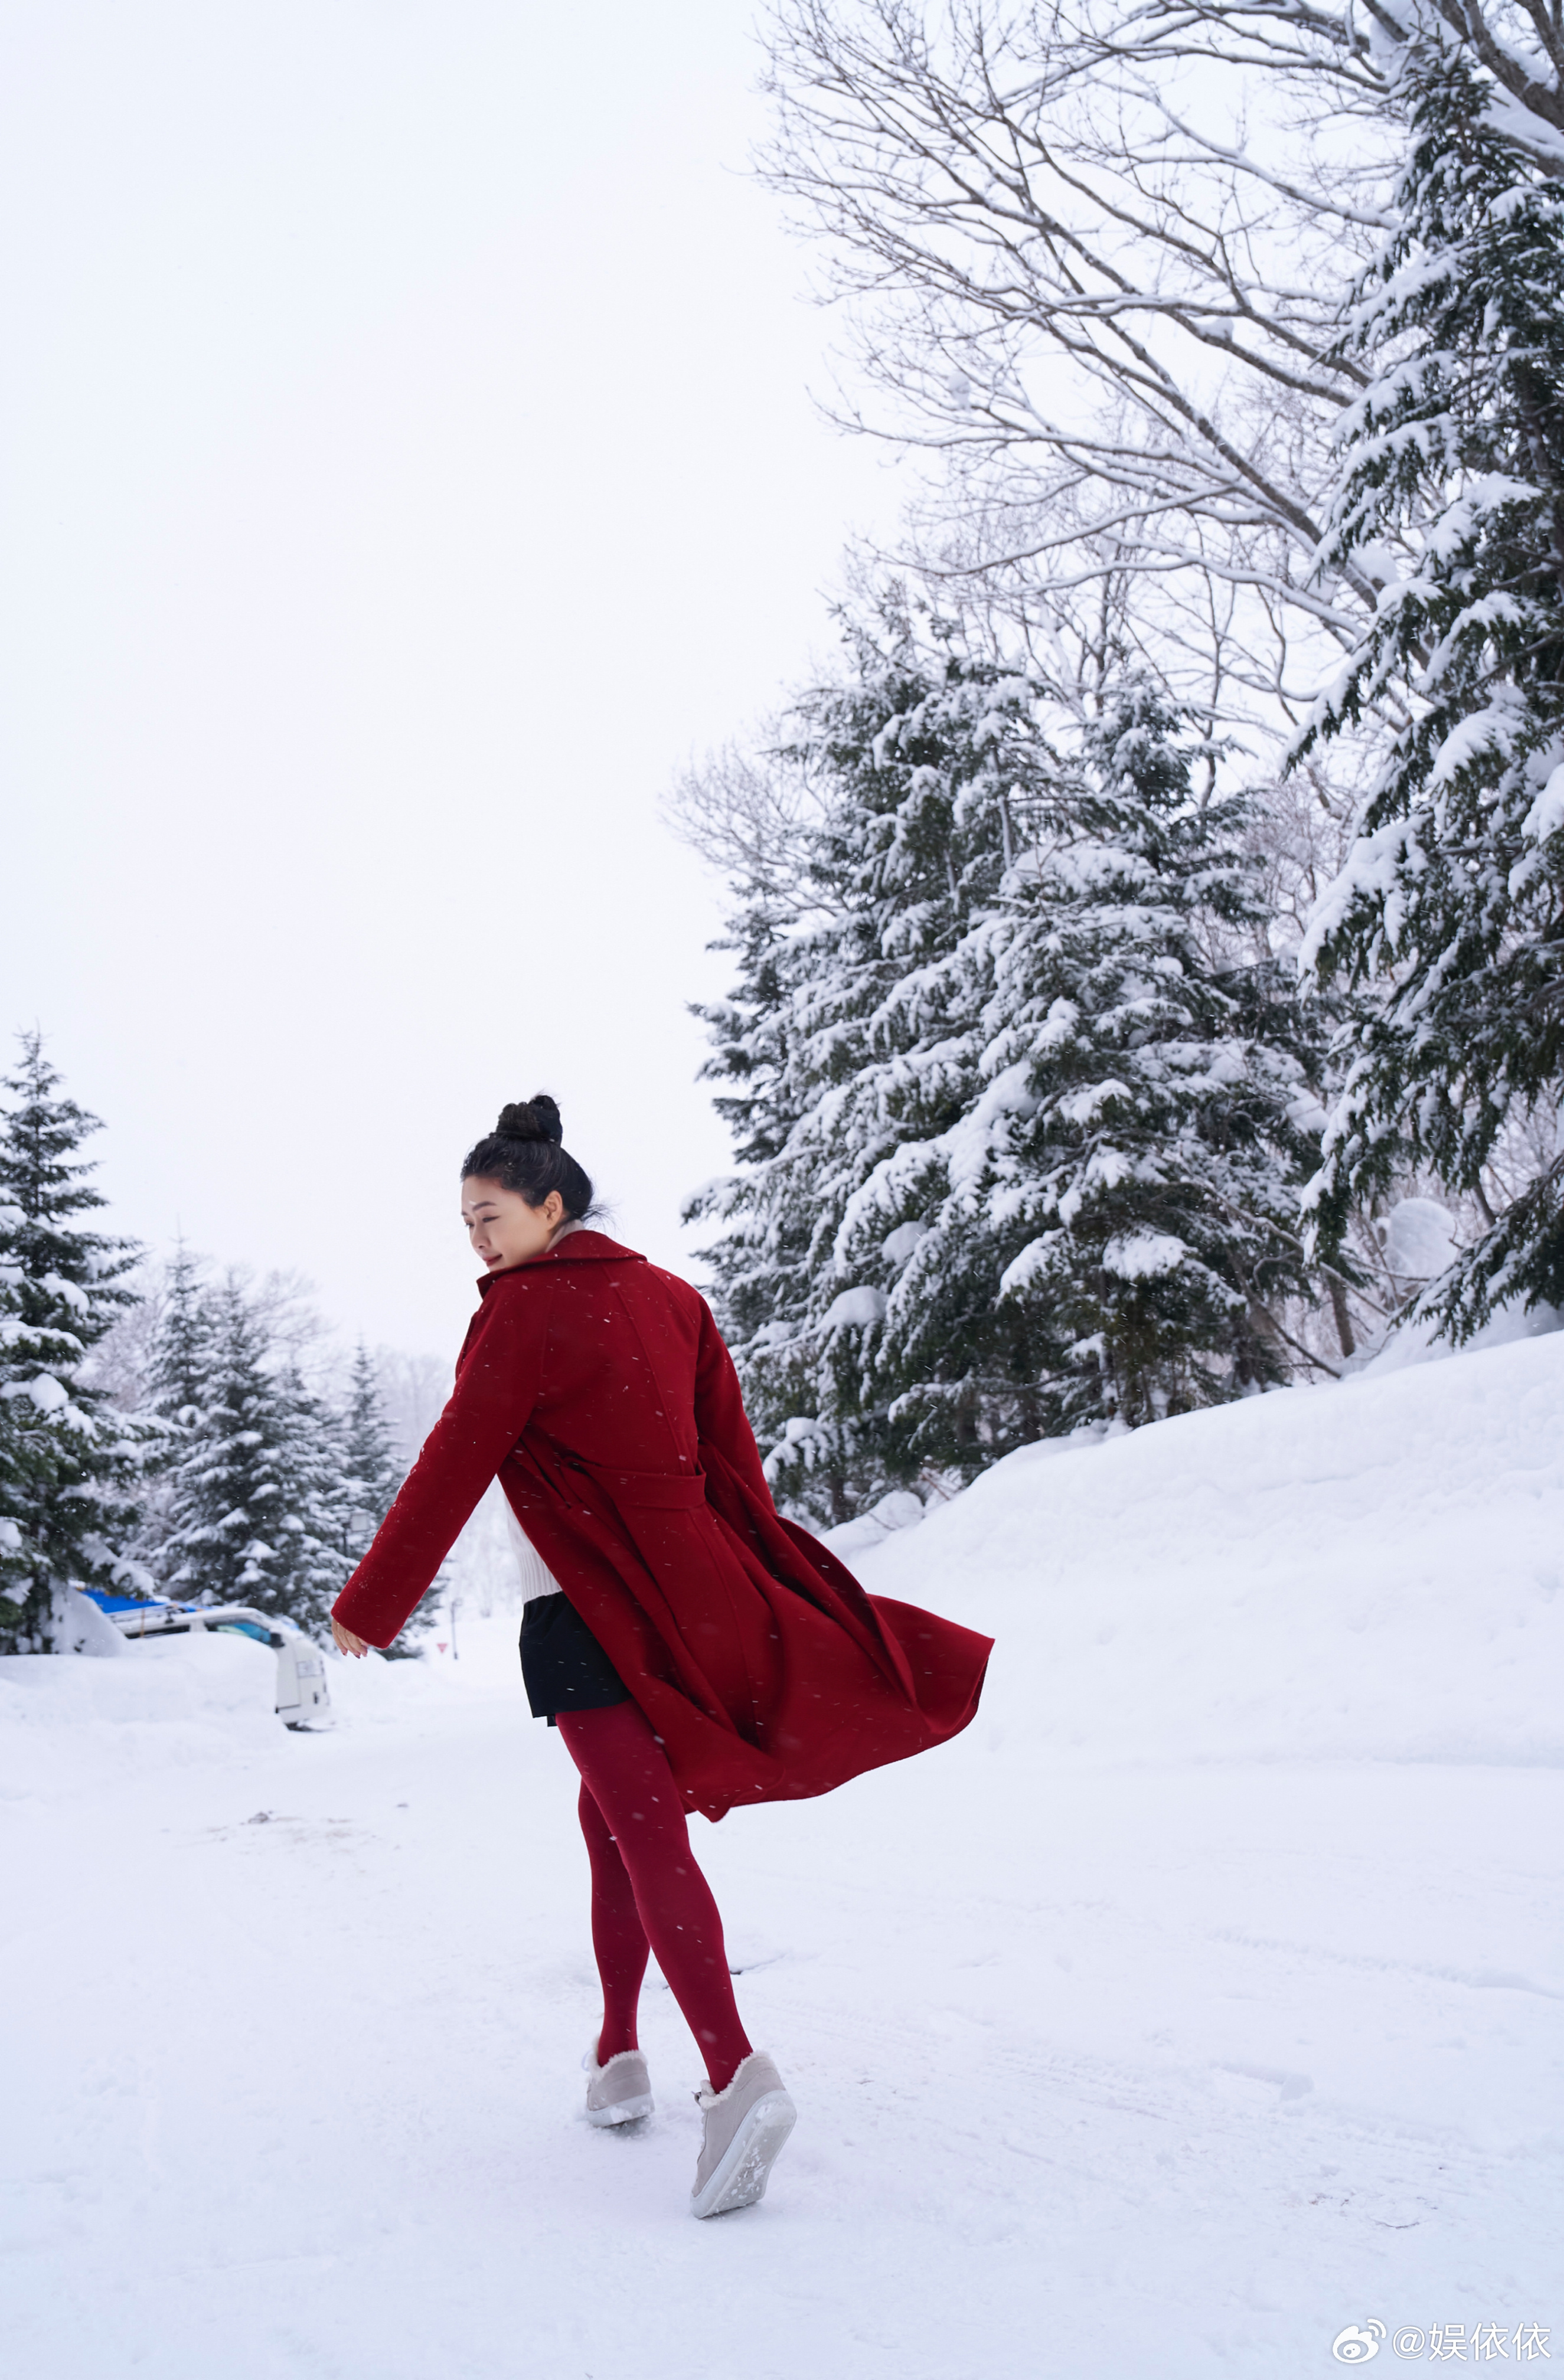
left=495, top=1094, right=563, bottom=1144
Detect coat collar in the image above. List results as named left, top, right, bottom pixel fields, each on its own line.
left=476, top=1227, right=645, bottom=1296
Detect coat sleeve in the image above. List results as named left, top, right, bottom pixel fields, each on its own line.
left=332, top=1279, right=544, bottom=1648
left=691, top=1296, right=777, bottom=1511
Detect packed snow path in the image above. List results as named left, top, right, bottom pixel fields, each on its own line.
left=5, top=1333, right=1563, bottom=2377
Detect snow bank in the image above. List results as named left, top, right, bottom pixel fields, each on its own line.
left=1362, top=1288, right=1563, bottom=1376
left=819, top=1485, right=927, bottom=1560
left=0, top=1623, right=517, bottom=1807
left=3, top=1335, right=1561, bottom=2378
left=0, top=1632, right=284, bottom=1804
left=853, top=1329, right=1564, bottom=1767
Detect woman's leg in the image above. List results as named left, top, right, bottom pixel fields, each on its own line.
left=558, top=1700, right=754, bottom=2094
left=576, top=1778, right=649, bottom=2061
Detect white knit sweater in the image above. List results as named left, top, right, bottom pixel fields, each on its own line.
left=504, top=1500, right=564, bottom=1601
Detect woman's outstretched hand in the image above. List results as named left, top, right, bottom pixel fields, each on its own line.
left=331, top=1617, right=370, bottom=1659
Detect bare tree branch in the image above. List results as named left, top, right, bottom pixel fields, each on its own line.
left=757, top=0, right=1564, bottom=718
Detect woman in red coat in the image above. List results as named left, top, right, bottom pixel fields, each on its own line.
left=331, top=1097, right=991, bottom=2219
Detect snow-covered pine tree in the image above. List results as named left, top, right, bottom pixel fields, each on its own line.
left=1295, top=54, right=1564, bottom=1335
left=339, top=1341, right=401, bottom=1562
left=151, top=1244, right=208, bottom=1423
left=130, top=1242, right=210, bottom=1583
left=158, top=1279, right=296, bottom=1613
left=0, top=1032, right=145, bottom=1650
left=687, top=882, right=862, bottom=1510
left=332, top=1339, right=424, bottom=1649
left=155, top=1276, right=368, bottom=1636
left=871, top=685, right=1328, bottom=1450
left=687, top=601, right=1046, bottom=1521
left=270, top=1362, right=357, bottom=1636
left=690, top=617, right=1331, bottom=1521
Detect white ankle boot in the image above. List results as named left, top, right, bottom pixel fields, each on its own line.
left=689, top=2052, right=796, bottom=2217
left=584, top=2045, right=654, bottom=2127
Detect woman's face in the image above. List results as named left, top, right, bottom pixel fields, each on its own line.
left=461, top=1177, right=567, bottom=1274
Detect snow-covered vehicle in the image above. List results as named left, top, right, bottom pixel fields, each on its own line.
left=82, top=1591, right=332, bottom=1729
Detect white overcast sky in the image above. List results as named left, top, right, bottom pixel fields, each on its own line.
left=0, top=0, right=897, bottom=1359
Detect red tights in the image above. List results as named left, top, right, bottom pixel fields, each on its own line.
left=556, top=1700, right=753, bottom=2096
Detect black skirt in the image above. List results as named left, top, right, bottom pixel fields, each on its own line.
left=518, top=1592, right=630, bottom=1725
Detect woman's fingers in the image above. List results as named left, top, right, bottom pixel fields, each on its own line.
left=331, top=1617, right=370, bottom=1659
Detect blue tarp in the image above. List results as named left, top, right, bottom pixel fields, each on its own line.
left=81, top=1590, right=189, bottom=1615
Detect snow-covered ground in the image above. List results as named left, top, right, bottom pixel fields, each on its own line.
left=4, top=1333, right=1562, bottom=2377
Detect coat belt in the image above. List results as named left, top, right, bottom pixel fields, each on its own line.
left=570, top=1457, right=708, bottom=1512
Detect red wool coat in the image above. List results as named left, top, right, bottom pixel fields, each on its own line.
left=332, top=1231, right=991, bottom=1821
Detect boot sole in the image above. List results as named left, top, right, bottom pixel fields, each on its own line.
left=690, top=2090, right=796, bottom=2218
left=586, top=2091, right=654, bottom=2128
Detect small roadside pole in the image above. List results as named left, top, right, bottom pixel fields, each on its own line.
left=448, top=1594, right=460, bottom=1661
